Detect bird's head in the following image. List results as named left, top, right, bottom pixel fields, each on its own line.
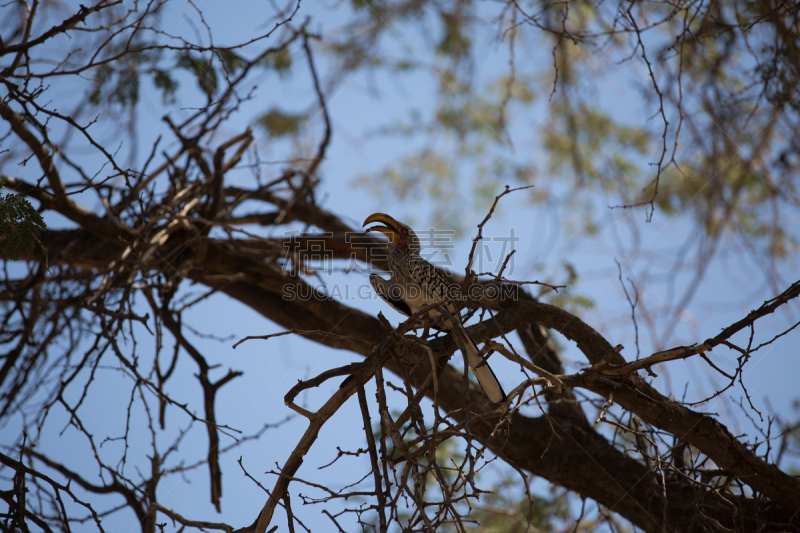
left=363, top=213, right=419, bottom=253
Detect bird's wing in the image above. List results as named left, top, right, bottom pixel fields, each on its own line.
left=404, top=254, right=460, bottom=316
left=369, top=274, right=412, bottom=317
left=405, top=255, right=506, bottom=403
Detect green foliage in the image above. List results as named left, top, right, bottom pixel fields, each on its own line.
left=217, top=49, right=245, bottom=74
left=87, top=42, right=167, bottom=107
left=354, top=63, right=543, bottom=232
left=473, top=485, right=571, bottom=533
left=257, top=108, right=305, bottom=137
left=653, top=146, right=800, bottom=258
left=543, top=104, right=650, bottom=186
left=757, top=44, right=800, bottom=111
left=0, top=178, right=46, bottom=260
left=546, top=262, right=595, bottom=317
left=178, top=52, right=218, bottom=97
left=88, top=64, right=141, bottom=106
left=356, top=149, right=453, bottom=215
left=88, top=64, right=114, bottom=105
left=261, top=48, right=292, bottom=77
left=88, top=43, right=296, bottom=108
left=152, top=69, right=179, bottom=104
left=335, top=0, right=800, bottom=273
left=437, top=11, right=470, bottom=59
left=351, top=0, right=380, bottom=11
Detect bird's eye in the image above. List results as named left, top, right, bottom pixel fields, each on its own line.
left=401, top=229, right=408, bottom=235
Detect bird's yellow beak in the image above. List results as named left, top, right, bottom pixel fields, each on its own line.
left=363, top=212, right=402, bottom=242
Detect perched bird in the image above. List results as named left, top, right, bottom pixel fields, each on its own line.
left=363, top=213, right=506, bottom=403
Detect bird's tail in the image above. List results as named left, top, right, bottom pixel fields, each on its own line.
left=448, top=323, right=506, bottom=403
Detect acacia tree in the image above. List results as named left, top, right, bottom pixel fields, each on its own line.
left=1, top=1, right=799, bottom=532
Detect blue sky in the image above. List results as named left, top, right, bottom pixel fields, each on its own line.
left=3, top=1, right=800, bottom=531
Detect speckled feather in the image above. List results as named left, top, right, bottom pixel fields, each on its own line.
left=368, top=222, right=507, bottom=403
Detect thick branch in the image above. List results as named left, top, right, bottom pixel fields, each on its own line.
left=458, top=298, right=800, bottom=512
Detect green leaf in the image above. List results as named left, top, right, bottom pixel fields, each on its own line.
left=437, top=12, right=470, bottom=59
left=257, top=108, right=305, bottom=137
left=217, top=48, right=245, bottom=74
left=88, top=65, right=114, bottom=105
left=152, top=69, right=179, bottom=104
left=86, top=42, right=164, bottom=107
left=178, top=52, right=218, bottom=97
left=351, top=0, right=380, bottom=11
left=0, top=177, right=46, bottom=261
left=111, top=68, right=140, bottom=106
left=261, top=48, right=292, bottom=77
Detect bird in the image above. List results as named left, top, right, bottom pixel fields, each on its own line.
left=363, top=213, right=506, bottom=403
